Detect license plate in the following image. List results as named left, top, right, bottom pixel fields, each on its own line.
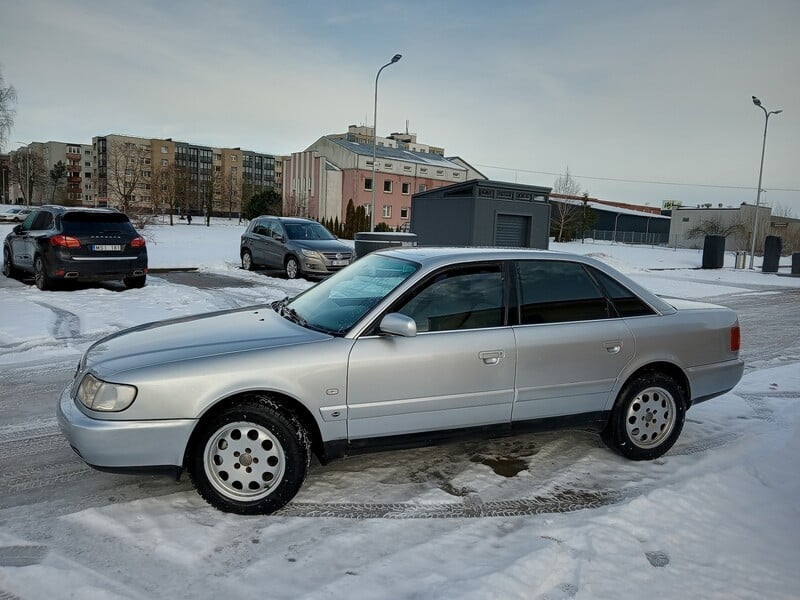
left=331, top=260, right=349, bottom=267
left=93, top=244, right=122, bottom=251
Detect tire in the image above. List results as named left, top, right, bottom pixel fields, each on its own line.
left=123, top=274, right=147, bottom=289
left=2, top=247, right=19, bottom=279
left=189, top=398, right=311, bottom=515
left=602, top=372, right=686, bottom=460
left=284, top=255, right=300, bottom=279
left=241, top=249, right=254, bottom=271
left=34, top=255, right=53, bottom=291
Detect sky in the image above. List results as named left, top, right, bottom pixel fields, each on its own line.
left=1, top=0, right=798, bottom=213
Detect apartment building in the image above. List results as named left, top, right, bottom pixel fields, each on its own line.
left=8, top=141, right=88, bottom=205
left=282, top=128, right=480, bottom=229
left=91, top=135, right=279, bottom=215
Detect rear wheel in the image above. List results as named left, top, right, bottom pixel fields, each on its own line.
left=123, top=274, right=147, bottom=289
left=602, top=372, right=686, bottom=460
left=285, top=256, right=300, bottom=279
left=2, top=247, right=19, bottom=279
left=241, top=250, right=254, bottom=271
left=34, top=255, right=53, bottom=291
left=189, top=398, right=310, bottom=515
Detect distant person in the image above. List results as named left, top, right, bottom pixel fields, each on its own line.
left=187, top=213, right=192, bottom=225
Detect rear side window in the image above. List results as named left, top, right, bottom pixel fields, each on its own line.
left=588, top=267, right=655, bottom=317
left=60, top=212, right=135, bottom=235
left=516, top=260, right=609, bottom=324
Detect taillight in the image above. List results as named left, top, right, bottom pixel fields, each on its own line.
left=730, top=326, right=741, bottom=352
left=50, top=235, right=80, bottom=248
left=130, top=236, right=146, bottom=248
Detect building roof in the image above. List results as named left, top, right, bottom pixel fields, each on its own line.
left=324, top=137, right=465, bottom=170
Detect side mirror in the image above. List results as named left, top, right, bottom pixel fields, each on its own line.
left=379, top=313, right=417, bottom=337
left=13, top=224, right=22, bottom=234
left=275, top=235, right=285, bottom=242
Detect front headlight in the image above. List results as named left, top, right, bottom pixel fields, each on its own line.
left=76, top=374, right=137, bottom=412
left=301, top=249, right=322, bottom=260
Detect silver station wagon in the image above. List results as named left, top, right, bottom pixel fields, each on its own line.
left=58, top=248, right=744, bottom=514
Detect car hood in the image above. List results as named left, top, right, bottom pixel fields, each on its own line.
left=290, top=239, right=352, bottom=253
left=85, top=305, right=330, bottom=377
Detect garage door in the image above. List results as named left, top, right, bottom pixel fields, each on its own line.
left=494, top=214, right=530, bottom=247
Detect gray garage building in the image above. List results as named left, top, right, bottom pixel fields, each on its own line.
left=411, top=180, right=552, bottom=249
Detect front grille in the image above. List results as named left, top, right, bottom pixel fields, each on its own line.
left=321, top=252, right=352, bottom=261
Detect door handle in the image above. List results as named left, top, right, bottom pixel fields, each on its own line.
left=603, top=341, right=622, bottom=354
left=479, top=350, right=505, bottom=365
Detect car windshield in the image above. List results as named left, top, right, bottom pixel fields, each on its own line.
left=286, top=254, right=419, bottom=334
left=284, top=222, right=335, bottom=241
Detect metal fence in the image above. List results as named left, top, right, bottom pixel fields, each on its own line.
left=585, top=230, right=669, bottom=246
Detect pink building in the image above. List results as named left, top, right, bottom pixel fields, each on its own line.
left=283, top=130, right=485, bottom=230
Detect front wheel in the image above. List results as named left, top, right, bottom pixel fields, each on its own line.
left=34, top=255, right=53, bottom=291
left=189, top=398, right=310, bottom=514
left=241, top=250, right=254, bottom=271
left=602, top=372, right=686, bottom=460
left=284, top=256, right=300, bottom=279
left=2, top=247, right=19, bottom=279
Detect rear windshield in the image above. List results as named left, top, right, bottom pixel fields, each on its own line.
left=60, top=212, right=136, bottom=235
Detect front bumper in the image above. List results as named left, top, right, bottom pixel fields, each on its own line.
left=57, top=385, right=196, bottom=469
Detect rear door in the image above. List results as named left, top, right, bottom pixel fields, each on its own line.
left=511, top=259, right=635, bottom=421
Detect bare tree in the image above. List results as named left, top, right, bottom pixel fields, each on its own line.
left=0, top=69, right=16, bottom=152
left=9, top=149, right=46, bottom=205
left=106, top=140, right=149, bottom=214
left=687, top=219, right=746, bottom=239
left=220, top=169, right=242, bottom=221
left=49, top=160, right=67, bottom=203
left=550, top=167, right=584, bottom=242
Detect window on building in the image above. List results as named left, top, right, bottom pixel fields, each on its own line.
left=144, top=158, right=151, bottom=165
left=436, top=169, right=444, bottom=175
left=383, top=205, right=392, bottom=218
left=420, top=168, right=428, bottom=174
left=453, top=172, right=460, bottom=178
left=401, top=182, right=410, bottom=195
left=383, top=180, right=392, bottom=193
left=161, top=159, right=168, bottom=166
left=385, top=162, right=393, bottom=169
left=161, top=146, right=168, bottom=154
left=401, top=207, right=409, bottom=219
left=84, top=161, right=91, bottom=167
left=232, top=155, right=238, bottom=161
left=418, top=184, right=427, bottom=193
left=364, top=178, right=373, bottom=191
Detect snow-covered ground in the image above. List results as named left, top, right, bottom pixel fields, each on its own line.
left=0, top=219, right=798, bottom=599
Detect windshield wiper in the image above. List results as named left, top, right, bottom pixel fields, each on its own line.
left=272, top=297, right=308, bottom=327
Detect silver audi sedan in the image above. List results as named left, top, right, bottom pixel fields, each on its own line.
left=58, top=248, right=744, bottom=514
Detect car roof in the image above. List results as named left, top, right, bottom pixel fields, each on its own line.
left=35, top=205, right=122, bottom=215
left=254, top=216, right=317, bottom=224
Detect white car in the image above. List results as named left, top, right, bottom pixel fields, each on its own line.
left=0, top=207, right=33, bottom=222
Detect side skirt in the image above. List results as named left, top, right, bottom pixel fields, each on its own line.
left=320, top=411, right=610, bottom=464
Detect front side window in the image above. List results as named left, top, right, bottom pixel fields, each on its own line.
left=395, top=265, right=504, bottom=333
left=252, top=219, right=270, bottom=237
left=516, top=261, right=610, bottom=324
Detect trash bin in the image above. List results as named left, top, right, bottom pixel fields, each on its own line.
left=354, top=232, right=418, bottom=259
left=734, top=251, right=747, bottom=269
left=792, top=253, right=800, bottom=275
left=702, top=235, right=725, bottom=269
left=762, top=235, right=782, bottom=273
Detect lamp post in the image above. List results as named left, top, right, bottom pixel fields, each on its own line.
left=748, top=96, right=782, bottom=270
left=15, top=141, right=32, bottom=206
left=370, top=53, right=402, bottom=232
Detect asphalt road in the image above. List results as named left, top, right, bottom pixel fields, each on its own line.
left=0, top=276, right=797, bottom=523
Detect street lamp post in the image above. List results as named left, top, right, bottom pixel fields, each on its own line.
left=370, top=53, right=402, bottom=232
left=748, top=96, right=783, bottom=270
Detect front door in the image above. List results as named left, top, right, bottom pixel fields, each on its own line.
left=346, top=263, right=516, bottom=439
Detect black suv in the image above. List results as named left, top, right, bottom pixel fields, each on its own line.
left=2, top=206, right=148, bottom=290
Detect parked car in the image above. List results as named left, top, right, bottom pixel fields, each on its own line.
left=240, top=216, right=353, bottom=279
left=0, top=207, right=33, bottom=222
left=2, top=205, right=148, bottom=290
left=58, top=248, right=743, bottom=514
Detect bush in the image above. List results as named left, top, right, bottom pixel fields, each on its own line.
left=243, top=190, right=282, bottom=221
